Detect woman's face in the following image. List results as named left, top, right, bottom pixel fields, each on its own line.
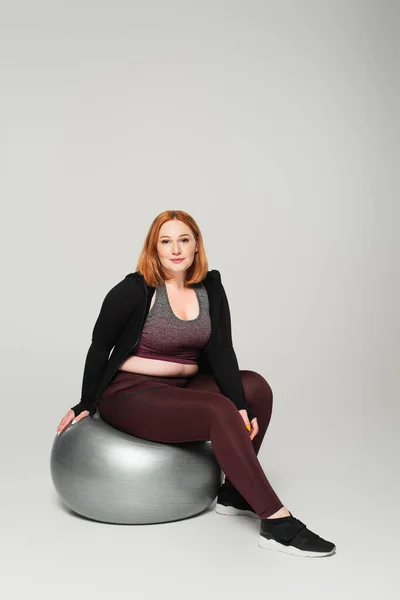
left=156, top=219, right=198, bottom=276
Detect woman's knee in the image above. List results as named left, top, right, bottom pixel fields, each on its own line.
left=241, top=369, right=273, bottom=407
left=206, top=392, right=243, bottom=424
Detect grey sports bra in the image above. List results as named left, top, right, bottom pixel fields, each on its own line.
left=131, top=282, right=212, bottom=365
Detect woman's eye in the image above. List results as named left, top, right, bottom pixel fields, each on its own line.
left=161, top=239, right=189, bottom=244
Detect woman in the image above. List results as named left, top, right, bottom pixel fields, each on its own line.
left=57, top=210, right=336, bottom=558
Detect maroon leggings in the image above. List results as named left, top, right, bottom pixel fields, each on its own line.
left=98, top=369, right=284, bottom=519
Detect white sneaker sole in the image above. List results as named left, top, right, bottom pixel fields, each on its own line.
left=215, top=502, right=259, bottom=519
left=258, top=535, right=336, bottom=558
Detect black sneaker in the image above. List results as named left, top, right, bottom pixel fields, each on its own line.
left=259, top=513, right=336, bottom=558
left=215, top=483, right=259, bottom=519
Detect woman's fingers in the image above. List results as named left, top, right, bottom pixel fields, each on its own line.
left=56, top=410, right=90, bottom=436
left=238, top=409, right=257, bottom=438
left=74, top=410, right=89, bottom=422
left=238, top=409, right=250, bottom=428
left=249, top=418, right=259, bottom=441
left=56, top=409, right=75, bottom=435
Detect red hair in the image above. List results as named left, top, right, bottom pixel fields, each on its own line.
left=136, top=210, right=209, bottom=287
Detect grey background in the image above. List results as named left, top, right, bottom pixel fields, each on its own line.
left=1, top=0, right=399, bottom=598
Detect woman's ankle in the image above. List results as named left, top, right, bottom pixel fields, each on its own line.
left=265, top=506, right=291, bottom=519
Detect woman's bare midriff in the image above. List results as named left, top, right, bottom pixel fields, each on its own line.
left=118, top=355, right=199, bottom=378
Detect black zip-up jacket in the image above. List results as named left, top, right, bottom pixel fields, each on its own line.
left=71, top=269, right=254, bottom=421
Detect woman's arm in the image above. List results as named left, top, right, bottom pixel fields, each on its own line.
left=71, top=277, right=139, bottom=417
left=206, top=271, right=254, bottom=419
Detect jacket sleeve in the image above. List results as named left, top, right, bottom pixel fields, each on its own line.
left=70, top=278, right=139, bottom=417
left=206, top=272, right=254, bottom=420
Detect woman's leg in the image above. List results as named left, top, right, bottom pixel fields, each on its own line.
left=184, top=369, right=274, bottom=491
left=98, top=372, right=284, bottom=519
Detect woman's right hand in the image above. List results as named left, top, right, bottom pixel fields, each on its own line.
left=56, top=408, right=89, bottom=436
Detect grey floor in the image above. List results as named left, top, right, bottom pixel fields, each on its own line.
left=2, top=392, right=398, bottom=600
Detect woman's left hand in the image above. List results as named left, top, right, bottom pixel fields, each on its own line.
left=238, top=409, right=259, bottom=441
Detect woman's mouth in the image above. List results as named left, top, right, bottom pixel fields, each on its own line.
left=171, top=259, right=185, bottom=263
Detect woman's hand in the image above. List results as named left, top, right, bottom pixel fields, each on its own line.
left=238, top=409, right=259, bottom=441
left=56, top=408, right=89, bottom=436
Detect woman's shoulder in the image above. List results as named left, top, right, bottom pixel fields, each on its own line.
left=205, top=269, right=222, bottom=285
left=210, top=269, right=221, bottom=280
left=101, top=272, right=145, bottom=307
left=202, top=269, right=221, bottom=282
